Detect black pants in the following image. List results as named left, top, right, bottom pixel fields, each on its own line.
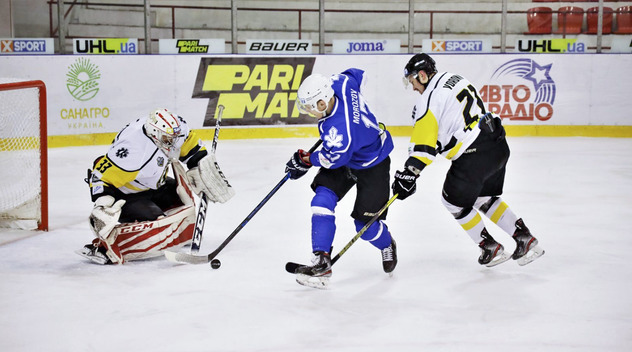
left=311, top=157, right=391, bottom=223
left=442, top=126, right=510, bottom=208
left=118, top=178, right=183, bottom=223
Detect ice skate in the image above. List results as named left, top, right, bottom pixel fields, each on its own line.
left=478, top=229, right=511, bottom=267
left=512, top=219, right=545, bottom=266
left=295, top=251, right=332, bottom=289
left=381, top=237, right=397, bottom=275
left=75, top=243, right=111, bottom=265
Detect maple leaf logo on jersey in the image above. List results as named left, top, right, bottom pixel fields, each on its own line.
left=324, top=127, right=343, bottom=148
left=116, top=148, right=129, bottom=158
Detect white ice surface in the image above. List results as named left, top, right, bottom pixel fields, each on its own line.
left=1, top=136, right=631, bottom=352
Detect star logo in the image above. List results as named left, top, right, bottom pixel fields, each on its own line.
left=491, top=58, right=556, bottom=105
left=523, top=61, right=553, bottom=92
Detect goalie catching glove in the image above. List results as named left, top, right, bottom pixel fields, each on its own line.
left=89, top=195, right=125, bottom=239
left=186, top=153, right=235, bottom=203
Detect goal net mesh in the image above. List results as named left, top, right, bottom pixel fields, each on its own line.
left=0, top=79, right=46, bottom=230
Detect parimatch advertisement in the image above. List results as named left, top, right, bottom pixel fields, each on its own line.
left=192, top=57, right=317, bottom=126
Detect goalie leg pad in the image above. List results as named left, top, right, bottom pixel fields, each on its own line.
left=112, top=204, right=196, bottom=262
left=187, top=154, right=235, bottom=203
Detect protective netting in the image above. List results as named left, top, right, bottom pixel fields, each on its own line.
left=0, top=79, right=44, bottom=230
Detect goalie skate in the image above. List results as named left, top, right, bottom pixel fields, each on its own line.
left=75, top=243, right=111, bottom=265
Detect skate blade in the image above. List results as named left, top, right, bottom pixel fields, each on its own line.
left=296, top=274, right=330, bottom=289
left=516, top=245, right=545, bottom=266
left=485, top=251, right=512, bottom=267
left=74, top=249, right=109, bottom=265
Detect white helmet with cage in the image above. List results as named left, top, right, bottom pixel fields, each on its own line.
left=145, top=108, right=182, bottom=154
left=296, top=74, right=334, bottom=116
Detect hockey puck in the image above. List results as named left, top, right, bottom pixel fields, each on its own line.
left=210, top=259, right=221, bottom=269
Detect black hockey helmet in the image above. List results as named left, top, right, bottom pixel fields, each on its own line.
left=403, top=53, right=437, bottom=81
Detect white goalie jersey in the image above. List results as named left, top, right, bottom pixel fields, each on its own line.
left=89, top=117, right=205, bottom=201
left=408, top=71, right=487, bottom=168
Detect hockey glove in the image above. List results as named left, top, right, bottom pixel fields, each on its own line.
left=186, top=154, right=235, bottom=203
left=89, top=195, right=125, bottom=239
left=392, top=168, right=419, bottom=200
left=285, top=149, right=312, bottom=180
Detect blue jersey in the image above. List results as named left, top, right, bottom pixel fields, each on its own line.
left=309, top=68, right=394, bottom=170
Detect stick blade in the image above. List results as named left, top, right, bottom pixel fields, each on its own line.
left=164, top=250, right=210, bottom=265
left=285, top=261, right=304, bottom=274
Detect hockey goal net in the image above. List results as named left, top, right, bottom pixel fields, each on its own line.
left=0, top=79, right=48, bottom=231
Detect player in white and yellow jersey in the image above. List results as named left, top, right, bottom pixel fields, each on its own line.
left=77, top=108, right=234, bottom=264
left=392, top=53, right=544, bottom=267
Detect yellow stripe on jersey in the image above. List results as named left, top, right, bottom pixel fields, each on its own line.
left=96, top=155, right=141, bottom=189
left=489, top=201, right=509, bottom=224
left=410, top=111, right=439, bottom=166
left=180, top=130, right=207, bottom=159
left=445, top=142, right=463, bottom=160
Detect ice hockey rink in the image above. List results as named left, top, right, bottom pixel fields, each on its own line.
left=1, top=136, right=631, bottom=352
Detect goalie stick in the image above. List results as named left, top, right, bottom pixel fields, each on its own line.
left=164, top=138, right=324, bottom=265
left=285, top=193, right=399, bottom=275
left=190, top=105, right=224, bottom=254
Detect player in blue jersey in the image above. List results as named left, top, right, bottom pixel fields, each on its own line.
left=285, top=70, right=397, bottom=287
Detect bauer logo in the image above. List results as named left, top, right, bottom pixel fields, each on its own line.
left=0, top=38, right=54, bottom=54
left=245, top=40, right=312, bottom=54
left=332, top=39, right=401, bottom=54
left=423, top=39, right=492, bottom=53
left=480, top=58, right=556, bottom=121
left=192, top=57, right=316, bottom=126
left=73, top=38, right=138, bottom=54
left=516, top=39, right=586, bottom=53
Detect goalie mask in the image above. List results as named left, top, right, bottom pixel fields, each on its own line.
left=403, top=53, right=437, bottom=88
left=145, top=108, right=182, bottom=154
left=296, top=74, right=334, bottom=117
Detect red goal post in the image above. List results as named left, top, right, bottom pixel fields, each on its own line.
left=0, top=80, right=48, bottom=231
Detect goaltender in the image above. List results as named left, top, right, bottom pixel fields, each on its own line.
left=77, top=108, right=234, bottom=264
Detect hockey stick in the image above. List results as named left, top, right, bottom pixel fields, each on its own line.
left=190, top=105, right=224, bottom=254
left=285, top=193, right=399, bottom=273
left=164, top=138, right=324, bottom=264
